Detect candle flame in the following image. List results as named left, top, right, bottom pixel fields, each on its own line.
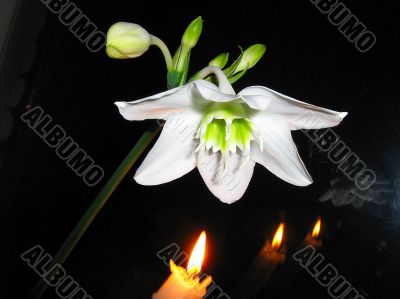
left=187, top=231, right=206, bottom=273
left=312, top=218, right=322, bottom=238
left=271, top=223, right=284, bottom=250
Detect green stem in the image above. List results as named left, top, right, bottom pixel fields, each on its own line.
left=30, top=124, right=161, bottom=299
left=150, top=35, right=173, bottom=72
left=175, top=45, right=190, bottom=72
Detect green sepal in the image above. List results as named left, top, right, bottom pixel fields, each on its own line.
left=172, top=46, right=182, bottom=67
left=168, top=50, right=191, bottom=88
left=223, top=46, right=244, bottom=77
left=167, top=71, right=179, bottom=89
left=228, top=65, right=248, bottom=84
left=235, top=44, right=266, bottom=73
left=209, top=53, right=230, bottom=69
left=181, top=16, right=203, bottom=49
left=168, top=44, right=193, bottom=88
left=178, top=49, right=191, bottom=85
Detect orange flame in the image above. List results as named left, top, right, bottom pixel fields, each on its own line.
left=312, top=218, right=322, bottom=238
left=187, top=231, right=206, bottom=272
left=271, top=223, right=284, bottom=250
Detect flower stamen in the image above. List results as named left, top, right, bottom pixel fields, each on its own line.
left=196, top=102, right=256, bottom=173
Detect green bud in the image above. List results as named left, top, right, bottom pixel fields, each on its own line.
left=209, top=53, right=229, bottom=69
left=235, top=44, right=266, bottom=73
left=106, top=22, right=151, bottom=59
left=181, top=16, right=203, bottom=49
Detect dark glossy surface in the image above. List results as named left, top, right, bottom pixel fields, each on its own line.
left=2, top=1, right=400, bottom=298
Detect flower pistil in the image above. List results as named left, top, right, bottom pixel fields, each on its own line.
left=195, top=102, right=262, bottom=172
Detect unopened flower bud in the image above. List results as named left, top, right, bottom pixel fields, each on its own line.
left=209, top=53, right=229, bottom=69
left=181, top=16, right=203, bottom=49
left=236, top=44, right=266, bottom=73
left=106, top=22, right=151, bottom=59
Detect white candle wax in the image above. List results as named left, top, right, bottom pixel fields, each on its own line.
left=153, top=260, right=212, bottom=299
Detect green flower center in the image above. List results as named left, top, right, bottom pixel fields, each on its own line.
left=196, top=102, right=256, bottom=159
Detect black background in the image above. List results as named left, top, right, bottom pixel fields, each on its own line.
left=2, top=0, right=400, bottom=298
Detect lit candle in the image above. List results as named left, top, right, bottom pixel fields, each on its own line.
left=233, top=223, right=286, bottom=299
left=263, top=223, right=286, bottom=265
left=303, top=217, right=322, bottom=248
left=153, top=231, right=212, bottom=299
left=259, top=218, right=324, bottom=298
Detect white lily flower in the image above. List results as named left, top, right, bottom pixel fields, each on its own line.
left=115, top=67, right=347, bottom=204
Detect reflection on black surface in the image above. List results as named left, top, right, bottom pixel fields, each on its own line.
left=319, top=177, right=392, bottom=208
left=2, top=1, right=400, bottom=299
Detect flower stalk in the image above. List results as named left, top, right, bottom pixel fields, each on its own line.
left=150, top=35, right=173, bottom=72
left=31, top=20, right=181, bottom=299
left=30, top=125, right=161, bottom=299
left=30, top=16, right=271, bottom=298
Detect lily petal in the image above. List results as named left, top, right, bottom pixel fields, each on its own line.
left=238, top=86, right=347, bottom=129
left=319, top=188, right=336, bottom=202
left=250, top=115, right=313, bottom=186
left=134, top=113, right=200, bottom=185
left=192, top=80, right=238, bottom=103
left=197, top=151, right=255, bottom=204
left=115, top=84, right=201, bottom=121
left=238, top=89, right=271, bottom=110
left=333, top=188, right=351, bottom=206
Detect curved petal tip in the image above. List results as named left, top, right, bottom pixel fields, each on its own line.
left=134, top=173, right=155, bottom=186
left=339, top=112, right=348, bottom=120
left=115, top=101, right=128, bottom=108
left=292, top=175, right=313, bottom=186
left=216, top=193, right=243, bottom=205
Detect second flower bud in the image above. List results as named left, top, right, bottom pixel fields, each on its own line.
left=106, top=22, right=151, bottom=59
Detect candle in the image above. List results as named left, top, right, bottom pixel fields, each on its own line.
left=233, top=223, right=286, bottom=299
left=259, top=223, right=286, bottom=279
left=259, top=217, right=324, bottom=298
left=303, top=217, right=322, bottom=248
left=153, top=231, right=212, bottom=299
